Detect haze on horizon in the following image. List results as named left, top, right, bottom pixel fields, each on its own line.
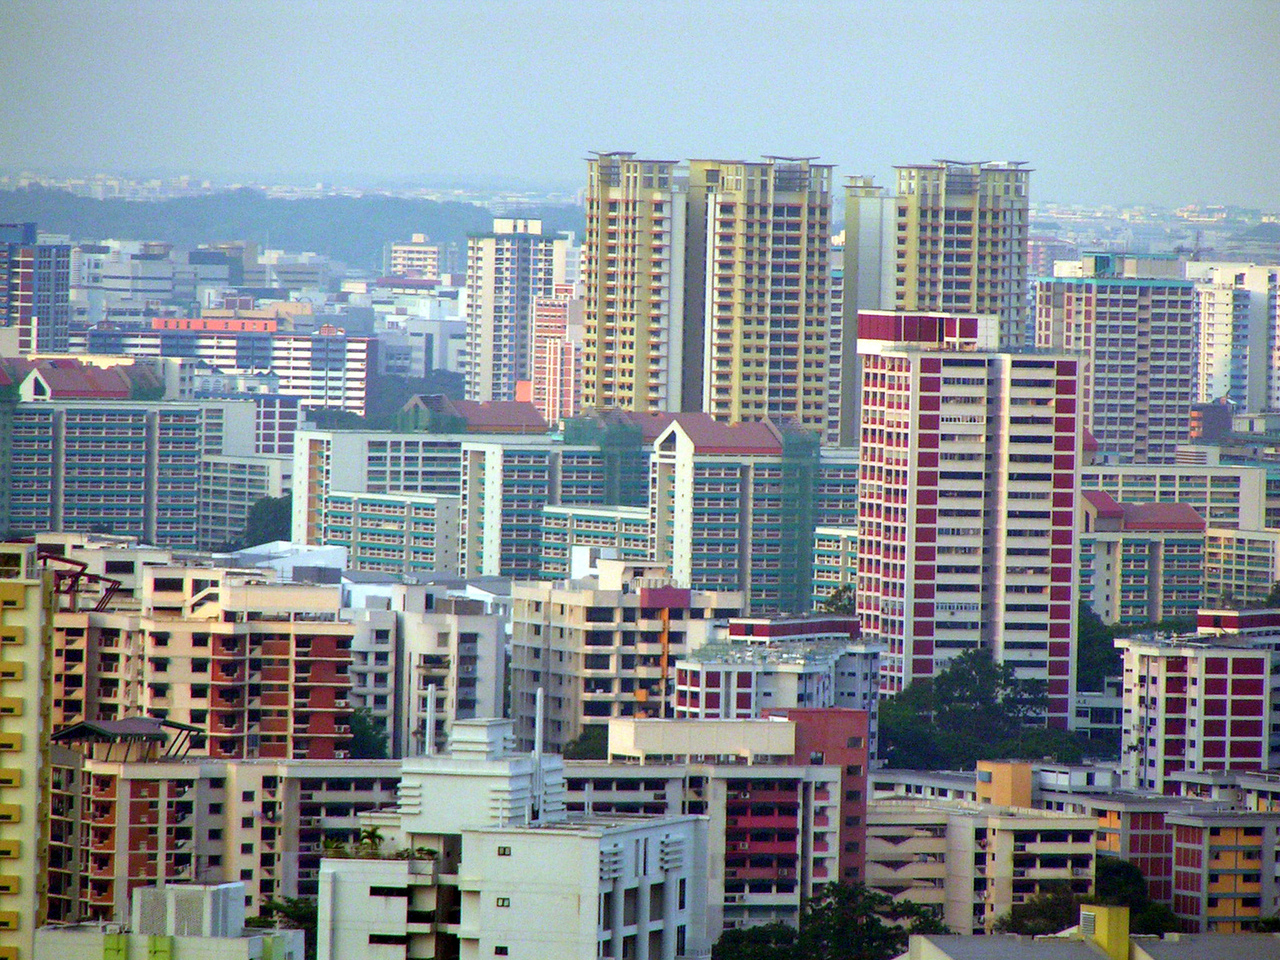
left=2, top=0, right=1278, bottom=210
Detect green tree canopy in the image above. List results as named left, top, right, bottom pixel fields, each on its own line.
left=819, top=584, right=856, bottom=615
left=347, top=707, right=388, bottom=760
left=879, top=649, right=1098, bottom=769
left=236, top=494, right=293, bottom=550
left=562, top=725, right=607, bottom=760
left=712, top=884, right=946, bottom=960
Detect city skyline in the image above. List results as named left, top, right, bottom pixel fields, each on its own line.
left=2, top=1, right=1279, bottom=209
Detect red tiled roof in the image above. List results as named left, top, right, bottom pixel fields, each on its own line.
left=1120, top=501, right=1205, bottom=532
left=1081, top=490, right=1124, bottom=518
left=450, top=399, right=548, bottom=434
left=30, top=359, right=132, bottom=399
left=664, top=413, right=783, bottom=455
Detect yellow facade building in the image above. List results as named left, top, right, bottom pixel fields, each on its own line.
left=0, top=543, right=55, bottom=960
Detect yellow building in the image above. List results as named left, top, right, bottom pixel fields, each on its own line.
left=582, top=153, right=833, bottom=429
left=0, top=543, right=55, bottom=960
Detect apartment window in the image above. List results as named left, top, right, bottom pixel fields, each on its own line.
left=495, top=949, right=509, bottom=957
left=498, top=846, right=512, bottom=856
left=496, top=897, right=511, bottom=908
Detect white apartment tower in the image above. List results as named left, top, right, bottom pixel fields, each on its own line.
left=1186, top=262, right=1280, bottom=412
left=856, top=312, right=1081, bottom=727
left=463, top=218, right=569, bottom=403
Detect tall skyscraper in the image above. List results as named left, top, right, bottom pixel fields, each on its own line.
left=0, top=222, right=71, bottom=354
left=1035, top=253, right=1197, bottom=463
left=836, top=163, right=1030, bottom=445
left=855, top=312, right=1080, bottom=727
left=582, top=153, right=833, bottom=429
left=582, top=153, right=688, bottom=414
left=463, top=218, right=569, bottom=403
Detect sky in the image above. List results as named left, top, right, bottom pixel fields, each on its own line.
left=2, top=0, right=1279, bottom=209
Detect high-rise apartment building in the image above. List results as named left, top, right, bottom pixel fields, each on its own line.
left=835, top=164, right=1030, bottom=444
left=1035, top=253, right=1197, bottom=463
left=384, top=232, right=442, bottom=280
left=463, top=218, right=569, bottom=403
left=1186, top=262, right=1279, bottom=412
left=527, top=282, right=585, bottom=424
left=582, top=153, right=832, bottom=427
left=0, top=222, right=71, bottom=354
left=582, top=153, right=688, bottom=414
left=0, top=543, right=55, bottom=960
left=856, top=312, right=1081, bottom=726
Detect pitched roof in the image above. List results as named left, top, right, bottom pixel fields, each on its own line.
left=1120, top=501, right=1205, bottom=532
left=663, top=413, right=784, bottom=455
left=1082, top=489, right=1124, bottom=518
left=27, top=358, right=133, bottom=399
left=449, top=399, right=548, bottom=434
left=52, top=716, right=201, bottom=743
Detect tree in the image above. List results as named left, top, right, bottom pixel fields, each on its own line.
left=1076, top=602, right=1120, bottom=692
left=797, top=883, right=947, bottom=960
left=254, top=896, right=318, bottom=960
left=711, top=922, right=796, bottom=960
left=562, top=725, right=608, bottom=760
left=712, top=884, right=946, bottom=960
left=819, top=584, right=856, bottom=615
left=358, top=825, right=385, bottom=853
left=347, top=707, right=388, bottom=759
left=237, top=494, right=293, bottom=549
left=1092, top=856, right=1180, bottom=935
left=878, top=649, right=1096, bottom=770
left=993, top=882, right=1077, bottom=935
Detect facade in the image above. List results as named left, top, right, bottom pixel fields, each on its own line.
left=1036, top=253, right=1197, bottom=463
left=841, top=163, right=1030, bottom=360
left=1080, top=461, right=1269, bottom=530
left=582, top=153, right=833, bottom=425
left=1169, top=811, right=1280, bottom=932
left=1078, top=491, right=1205, bottom=626
left=1117, top=635, right=1277, bottom=793
left=0, top=543, right=55, bottom=960
left=855, top=314, right=1081, bottom=725
left=693, top=158, right=833, bottom=430
left=44, top=740, right=400, bottom=923
left=540, top=504, right=653, bottom=579
left=811, top=525, right=858, bottom=608
left=866, top=799, right=1095, bottom=934
left=1187, top=262, right=1279, bottom=411
left=384, top=233, right=441, bottom=280
left=345, top=588, right=505, bottom=757
left=50, top=564, right=360, bottom=761
left=0, top=221, right=71, bottom=353
left=527, top=282, right=584, bottom=424
left=568, top=712, right=870, bottom=931
left=462, top=219, right=569, bottom=403
left=509, top=561, right=741, bottom=751
left=671, top=615, right=880, bottom=753
left=581, top=153, right=689, bottom=413
left=81, top=327, right=373, bottom=414
left=651, top=415, right=819, bottom=615
left=1203, top=526, right=1280, bottom=606
left=36, top=883, right=304, bottom=960
left=317, top=719, right=711, bottom=960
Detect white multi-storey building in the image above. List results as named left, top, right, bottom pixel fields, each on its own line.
left=1187, top=262, right=1279, bottom=412
left=463, top=218, right=569, bottom=403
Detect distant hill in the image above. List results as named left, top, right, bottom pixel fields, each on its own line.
left=0, top=186, right=585, bottom=270
left=1233, top=221, right=1280, bottom=243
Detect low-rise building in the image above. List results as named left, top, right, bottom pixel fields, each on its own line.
left=36, top=883, right=303, bottom=960
left=866, top=798, right=1095, bottom=934
left=317, top=718, right=710, bottom=960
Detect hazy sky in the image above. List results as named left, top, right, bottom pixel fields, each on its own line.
left=3, top=0, right=1279, bottom=208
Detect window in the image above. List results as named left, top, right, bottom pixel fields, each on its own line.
left=368, top=934, right=409, bottom=945
left=496, top=897, right=511, bottom=908
left=498, top=845, right=512, bottom=857
left=495, top=949, right=509, bottom=957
